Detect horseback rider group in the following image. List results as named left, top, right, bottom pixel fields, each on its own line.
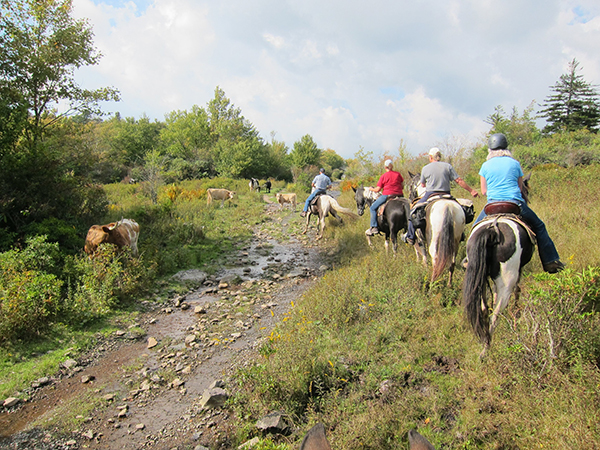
left=360, top=135, right=564, bottom=274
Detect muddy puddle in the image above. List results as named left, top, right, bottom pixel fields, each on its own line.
left=0, top=198, right=333, bottom=450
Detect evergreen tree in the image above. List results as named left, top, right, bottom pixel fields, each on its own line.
left=539, top=58, right=600, bottom=134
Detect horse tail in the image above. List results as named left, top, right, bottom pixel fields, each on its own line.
left=463, top=226, right=496, bottom=345
left=330, top=198, right=359, bottom=218
left=431, top=205, right=455, bottom=281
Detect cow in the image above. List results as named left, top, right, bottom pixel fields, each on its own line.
left=264, top=180, right=272, bottom=193
left=276, top=192, right=297, bottom=211
left=84, top=218, right=140, bottom=256
left=207, top=188, right=235, bottom=207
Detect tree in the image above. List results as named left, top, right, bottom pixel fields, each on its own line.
left=290, top=134, right=321, bottom=169
left=0, top=0, right=118, bottom=249
left=539, top=58, right=600, bottom=134
left=485, top=104, right=540, bottom=146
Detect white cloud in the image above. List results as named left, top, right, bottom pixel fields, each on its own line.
left=71, top=0, right=600, bottom=158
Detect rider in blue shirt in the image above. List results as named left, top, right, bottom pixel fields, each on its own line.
left=301, top=168, right=332, bottom=217
left=473, top=133, right=565, bottom=273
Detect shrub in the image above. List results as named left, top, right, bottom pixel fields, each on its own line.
left=0, top=236, right=63, bottom=342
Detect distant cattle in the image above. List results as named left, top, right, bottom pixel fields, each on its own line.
left=249, top=178, right=260, bottom=192
left=264, top=180, right=272, bottom=193
left=207, top=188, right=235, bottom=207
left=84, top=218, right=140, bottom=256
left=276, top=193, right=297, bottom=211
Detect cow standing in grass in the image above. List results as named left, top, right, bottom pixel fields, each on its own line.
left=84, top=218, right=140, bottom=256
left=207, top=188, right=235, bottom=207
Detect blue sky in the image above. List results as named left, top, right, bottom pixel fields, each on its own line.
left=73, top=0, right=600, bottom=159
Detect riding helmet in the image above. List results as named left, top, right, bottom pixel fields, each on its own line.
left=488, top=133, right=508, bottom=150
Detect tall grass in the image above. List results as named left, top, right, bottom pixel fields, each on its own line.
left=231, top=165, right=600, bottom=449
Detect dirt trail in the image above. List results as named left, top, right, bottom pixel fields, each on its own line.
left=0, top=197, right=335, bottom=450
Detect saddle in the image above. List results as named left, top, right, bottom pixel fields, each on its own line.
left=309, top=191, right=327, bottom=207
left=484, top=201, right=520, bottom=215
left=376, top=195, right=406, bottom=217
left=409, top=194, right=474, bottom=229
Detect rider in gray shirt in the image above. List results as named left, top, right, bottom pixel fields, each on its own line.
left=402, top=147, right=478, bottom=244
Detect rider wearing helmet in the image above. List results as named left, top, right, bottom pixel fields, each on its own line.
left=474, top=133, right=565, bottom=273
left=365, top=159, right=404, bottom=236
left=402, top=147, right=478, bottom=244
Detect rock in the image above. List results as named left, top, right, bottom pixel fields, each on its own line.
left=319, top=264, right=329, bottom=272
left=185, top=334, right=196, bottom=344
left=82, top=430, right=94, bottom=440
left=115, top=330, right=126, bottom=336
left=62, top=359, right=78, bottom=369
left=256, top=411, right=291, bottom=435
left=172, top=269, right=208, bottom=283
left=171, top=378, right=184, bottom=388
left=147, top=337, right=158, bottom=349
left=299, top=423, right=331, bottom=450
left=181, top=302, right=190, bottom=310
left=3, top=397, right=20, bottom=408
left=194, top=306, right=207, bottom=314
left=103, top=394, right=116, bottom=401
left=238, top=436, right=260, bottom=449
left=199, top=387, right=228, bottom=408
left=81, top=375, right=95, bottom=383
left=209, top=380, right=225, bottom=389
left=135, top=423, right=145, bottom=430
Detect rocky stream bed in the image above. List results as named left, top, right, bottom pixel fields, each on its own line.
left=0, top=198, right=338, bottom=450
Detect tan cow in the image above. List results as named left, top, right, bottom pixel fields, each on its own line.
left=84, top=218, right=140, bottom=256
left=207, top=188, right=235, bottom=207
left=276, top=192, right=297, bottom=211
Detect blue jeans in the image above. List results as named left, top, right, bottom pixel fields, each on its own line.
left=405, top=191, right=446, bottom=241
left=369, top=195, right=388, bottom=228
left=303, top=189, right=326, bottom=212
left=474, top=201, right=560, bottom=265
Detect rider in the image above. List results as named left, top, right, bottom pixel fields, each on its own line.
left=365, top=159, right=404, bottom=236
left=473, top=133, right=565, bottom=273
left=402, top=147, right=478, bottom=245
left=301, top=168, right=332, bottom=217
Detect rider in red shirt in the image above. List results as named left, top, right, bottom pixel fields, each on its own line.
left=365, top=159, right=404, bottom=236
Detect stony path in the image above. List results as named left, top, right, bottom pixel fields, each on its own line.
left=0, top=199, right=335, bottom=450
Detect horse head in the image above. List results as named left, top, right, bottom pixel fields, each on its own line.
left=352, top=186, right=366, bottom=216
left=407, top=171, right=424, bottom=202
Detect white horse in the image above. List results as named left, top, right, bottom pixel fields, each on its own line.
left=302, top=194, right=357, bottom=240
left=408, top=174, right=466, bottom=286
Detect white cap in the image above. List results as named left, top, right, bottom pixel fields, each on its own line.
left=429, top=147, right=441, bottom=158
left=384, top=159, right=393, bottom=168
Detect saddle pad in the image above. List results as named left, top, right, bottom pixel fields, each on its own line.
left=377, top=197, right=408, bottom=217
left=482, top=214, right=537, bottom=245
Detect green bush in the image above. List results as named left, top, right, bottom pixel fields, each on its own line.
left=0, top=236, right=63, bottom=342
left=62, top=246, right=155, bottom=325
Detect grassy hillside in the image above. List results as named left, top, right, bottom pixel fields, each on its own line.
left=230, top=164, right=600, bottom=449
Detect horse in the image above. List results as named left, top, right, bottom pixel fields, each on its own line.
left=353, top=186, right=410, bottom=255
left=302, top=194, right=357, bottom=240
left=249, top=178, right=260, bottom=192
left=407, top=172, right=466, bottom=286
left=463, top=212, right=536, bottom=357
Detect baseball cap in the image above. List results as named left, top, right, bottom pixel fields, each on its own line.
left=384, top=159, right=393, bottom=168
left=320, top=168, right=325, bottom=173
left=429, top=147, right=441, bottom=157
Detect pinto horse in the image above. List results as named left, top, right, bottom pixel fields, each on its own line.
left=353, top=186, right=410, bottom=255
left=463, top=212, right=535, bottom=357
left=302, top=194, right=357, bottom=240
left=407, top=172, right=466, bottom=286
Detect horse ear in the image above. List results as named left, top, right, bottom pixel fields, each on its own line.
left=352, top=186, right=357, bottom=192
left=523, top=172, right=532, bottom=182
left=408, top=171, right=415, bottom=178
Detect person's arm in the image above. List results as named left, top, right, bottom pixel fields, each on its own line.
left=371, top=185, right=382, bottom=193
left=479, top=176, right=487, bottom=197
left=455, top=177, right=478, bottom=197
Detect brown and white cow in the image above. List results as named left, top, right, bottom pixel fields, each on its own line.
left=276, top=193, right=297, bottom=211
left=207, top=188, right=235, bottom=207
left=84, top=218, right=140, bottom=256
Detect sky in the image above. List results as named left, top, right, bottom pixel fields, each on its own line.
left=71, top=0, right=600, bottom=159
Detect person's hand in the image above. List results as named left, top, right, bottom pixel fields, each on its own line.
left=471, top=189, right=479, bottom=198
